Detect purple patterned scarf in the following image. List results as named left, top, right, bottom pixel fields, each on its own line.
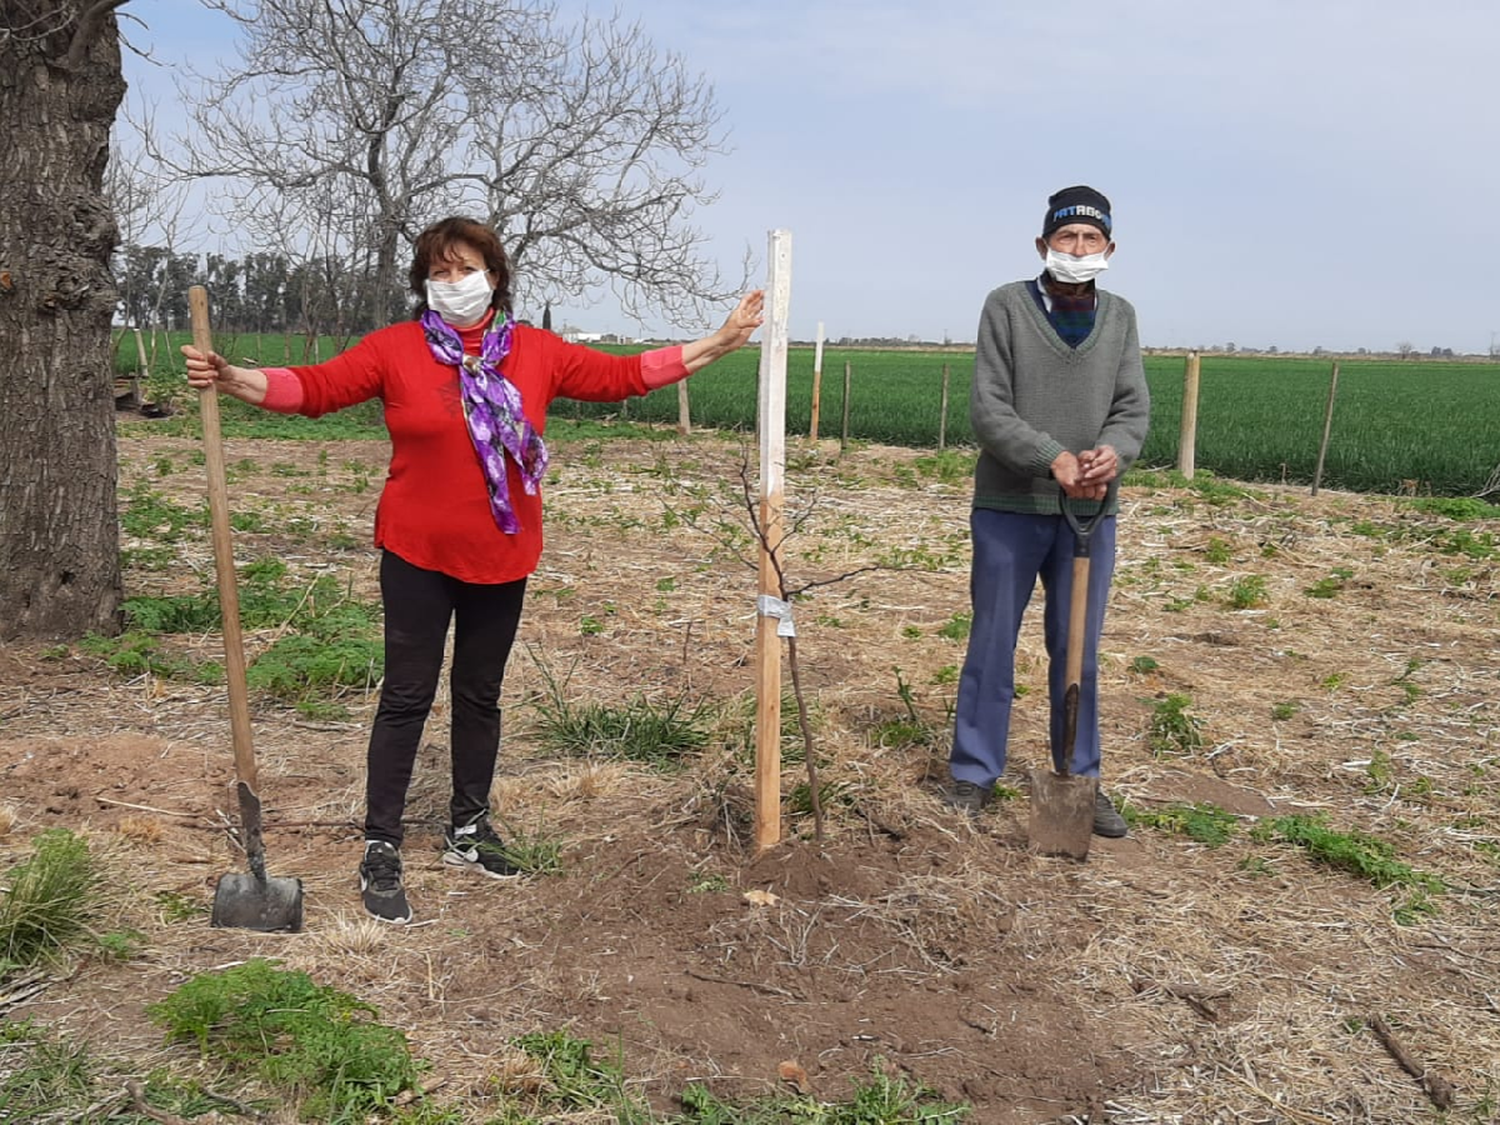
left=420, top=309, right=548, bottom=534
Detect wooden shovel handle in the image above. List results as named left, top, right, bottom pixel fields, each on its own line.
left=188, top=287, right=258, bottom=791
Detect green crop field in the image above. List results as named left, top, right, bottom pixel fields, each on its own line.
left=120, top=332, right=1500, bottom=497
left=573, top=349, right=1500, bottom=497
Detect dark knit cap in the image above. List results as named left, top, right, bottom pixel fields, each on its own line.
left=1042, top=185, right=1112, bottom=239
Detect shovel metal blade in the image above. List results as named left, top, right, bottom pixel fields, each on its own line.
left=1027, top=768, right=1097, bottom=860
left=211, top=871, right=305, bottom=932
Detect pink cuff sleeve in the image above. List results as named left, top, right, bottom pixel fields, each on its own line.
left=640, top=346, right=689, bottom=390
left=259, top=367, right=305, bottom=413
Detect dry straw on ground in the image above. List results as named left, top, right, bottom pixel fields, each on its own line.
left=1, top=431, right=1496, bottom=1123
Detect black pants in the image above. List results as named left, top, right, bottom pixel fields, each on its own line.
left=364, top=549, right=527, bottom=846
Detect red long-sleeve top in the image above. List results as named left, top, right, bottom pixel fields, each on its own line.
left=266, top=319, right=684, bottom=584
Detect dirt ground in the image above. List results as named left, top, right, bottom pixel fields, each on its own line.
left=2, top=428, right=1498, bottom=1124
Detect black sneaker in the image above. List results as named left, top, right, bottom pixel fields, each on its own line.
left=358, top=840, right=413, bottom=924
left=443, top=816, right=522, bottom=880
left=943, top=780, right=993, bottom=817
left=1094, top=790, right=1128, bottom=838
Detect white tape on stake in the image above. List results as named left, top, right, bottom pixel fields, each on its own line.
left=756, top=594, right=796, bottom=638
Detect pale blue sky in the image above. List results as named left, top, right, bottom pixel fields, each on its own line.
left=119, top=0, right=1500, bottom=353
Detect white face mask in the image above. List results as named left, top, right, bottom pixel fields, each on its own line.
left=425, top=270, right=494, bottom=326
left=1045, top=247, right=1110, bottom=285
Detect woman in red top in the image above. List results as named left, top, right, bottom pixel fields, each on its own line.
left=185, top=216, right=764, bottom=923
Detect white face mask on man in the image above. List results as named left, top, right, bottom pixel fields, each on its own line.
left=425, top=270, right=494, bottom=327
left=1044, top=247, right=1110, bottom=285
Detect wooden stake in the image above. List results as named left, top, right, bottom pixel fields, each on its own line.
left=1179, top=351, right=1201, bottom=480
left=839, top=360, right=852, bottom=455
left=1311, top=361, right=1339, bottom=497
left=676, top=379, right=691, bottom=436
left=754, top=230, right=792, bottom=852
left=938, top=362, right=951, bottom=451
left=809, top=320, right=825, bottom=441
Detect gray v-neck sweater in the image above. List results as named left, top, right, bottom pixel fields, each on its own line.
left=970, top=281, right=1150, bottom=515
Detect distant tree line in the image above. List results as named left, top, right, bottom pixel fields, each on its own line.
left=114, top=243, right=412, bottom=340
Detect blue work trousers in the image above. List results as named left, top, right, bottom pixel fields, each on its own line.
left=950, top=508, right=1116, bottom=785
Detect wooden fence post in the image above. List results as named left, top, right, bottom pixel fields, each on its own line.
left=755, top=230, right=792, bottom=852
left=1311, top=361, right=1340, bottom=497
left=131, top=326, right=149, bottom=407
left=809, top=320, right=825, bottom=441
left=676, top=380, right=691, bottom=436
left=1179, top=351, right=1201, bottom=480
left=839, top=360, right=852, bottom=455
left=938, top=362, right=950, bottom=451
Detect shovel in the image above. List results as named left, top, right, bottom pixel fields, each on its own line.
left=1027, top=480, right=1118, bottom=860
left=190, top=286, right=305, bottom=932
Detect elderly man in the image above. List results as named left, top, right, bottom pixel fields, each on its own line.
left=947, top=185, right=1151, bottom=837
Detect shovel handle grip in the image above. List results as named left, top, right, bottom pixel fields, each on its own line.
left=189, top=287, right=258, bottom=792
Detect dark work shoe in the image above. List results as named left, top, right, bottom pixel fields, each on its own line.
left=359, top=840, right=412, bottom=924
left=943, top=780, right=993, bottom=817
left=1094, top=790, right=1128, bottom=838
left=443, top=816, right=522, bottom=880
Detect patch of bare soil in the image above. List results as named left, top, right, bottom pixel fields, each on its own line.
left=2, top=429, right=1498, bottom=1123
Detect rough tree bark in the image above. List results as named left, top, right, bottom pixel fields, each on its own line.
left=0, top=2, right=128, bottom=639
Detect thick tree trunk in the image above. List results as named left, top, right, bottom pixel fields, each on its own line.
left=0, top=3, right=127, bottom=640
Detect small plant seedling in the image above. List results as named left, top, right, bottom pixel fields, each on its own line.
left=1129, top=655, right=1160, bottom=675
left=1271, top=701, right=1298, bottom=721
left=155, top=891, right=209, bottom=924
left=1204, top=536, right=1232, bottom=565
left=686, top=872, right=730, bottom=895
left=937, top=612, right=972, bottom=641
left=1226, top=574, right=1268, bottom=609
left=1305, top=567, right=1355, bottom=599
left=1147, top=693, right=1205, bottom=757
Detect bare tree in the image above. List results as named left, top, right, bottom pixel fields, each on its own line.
left=466, top=11, right=739, bottom=327
left=160, top=0, right=738, bottom=331
left=0, top=1, right=129, bottom=640
left=1396, top=341, right=1415, bottom=359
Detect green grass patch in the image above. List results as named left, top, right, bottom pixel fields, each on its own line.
left=149, top=959, right=423, bottom=1123
left=679, top=1061, right=971, bottom=1123
left=79, top=630, right=222, bottom=683
left=936, top=612, right=972, bottom=642
left=1122, top=801, right=1237, bottom=847
left=506, top=1030, right=652, bottom=1123
left=529, top=659, right=711, bottom=767
left=1305, top=567, right=1354, bottom=598
left=489, top=821, right=565, bottom=877
left=1251, top=814, right=1444, bottom=923
left=120, top=481, right=206, bottom=542
left=0, top=830, right=104, bottom=978
left=95, top=560, right=382, bottom=708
